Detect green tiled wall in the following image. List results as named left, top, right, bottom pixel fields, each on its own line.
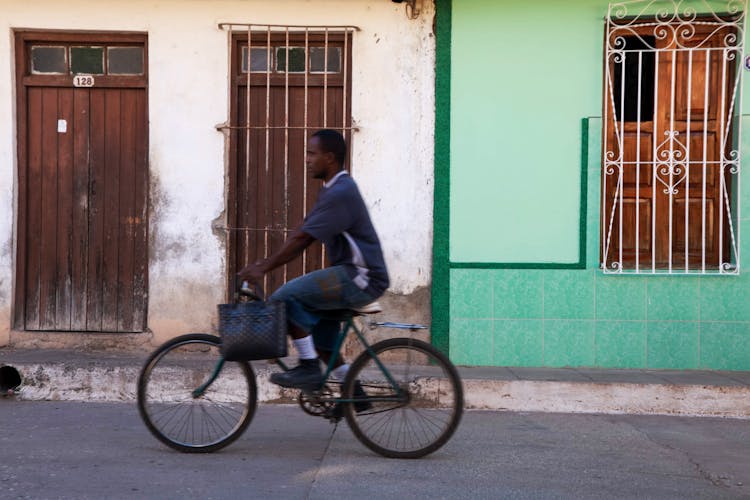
left=447, top=116, right=750, bottom=371
left=449, top=268, right=750, bottom=370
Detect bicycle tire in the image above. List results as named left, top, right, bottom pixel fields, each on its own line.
left=137, top=333, right=257, bottom=453
left=343, top=337, right=463, bottom=459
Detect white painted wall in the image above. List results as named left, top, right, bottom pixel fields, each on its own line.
left=0, top=0, right=435, bottom=345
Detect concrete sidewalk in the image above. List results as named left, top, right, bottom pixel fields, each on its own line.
left=1, top=347, right=749, bottom=418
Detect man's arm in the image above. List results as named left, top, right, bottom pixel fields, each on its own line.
left=237, top=225, right=316, bottom=284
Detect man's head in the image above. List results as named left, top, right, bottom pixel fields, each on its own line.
left=307, top=129, right=347, bottom=181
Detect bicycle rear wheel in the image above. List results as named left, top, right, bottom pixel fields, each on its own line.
left=343, top=338, right=463, bottom=459
left=137, top=333, right=257, bottom=453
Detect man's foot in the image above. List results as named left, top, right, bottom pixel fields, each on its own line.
left=327, top=380, right=372, bottom=419
left=270, top=358, right=323, bottom=390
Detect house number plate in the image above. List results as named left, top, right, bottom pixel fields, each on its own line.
left=73, top=75, right=95, bottom=87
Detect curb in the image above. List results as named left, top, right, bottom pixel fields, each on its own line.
left=463, top=379, right=750, bottom=418
left=4, top=361, right=750, bottom=418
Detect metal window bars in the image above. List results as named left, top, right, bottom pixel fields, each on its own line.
left=218, top=23, right=357, bottom=288
left=602, top=0, right=746, bottom=274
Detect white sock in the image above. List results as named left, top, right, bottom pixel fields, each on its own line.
left=293, top=336, right=318, bottom=360
left=331, top=363, right=350, bottom=381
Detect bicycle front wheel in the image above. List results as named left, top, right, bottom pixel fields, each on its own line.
left=343, top=338, right=463, bottom=459
left=137, top=333, right=257, bottom=453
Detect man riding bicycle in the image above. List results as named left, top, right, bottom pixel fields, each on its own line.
left=238, top=129, right=389, bottom=395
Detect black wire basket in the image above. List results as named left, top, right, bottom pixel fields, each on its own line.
left=218, top=300, right=288, bottom=361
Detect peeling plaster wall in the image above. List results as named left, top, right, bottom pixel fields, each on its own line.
left=0, top=0, right=435, bottom=346
left=0, top=16, right=15, bottom=347
left=0, top=157, right=10, bottom=347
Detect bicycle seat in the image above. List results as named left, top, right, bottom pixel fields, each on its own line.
left=315, top=301, right=382, bottom=320
left=352, top=301, right=382, bottom=315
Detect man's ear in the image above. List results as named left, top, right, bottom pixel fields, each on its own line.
left=324, top=151, right=336, bottom=165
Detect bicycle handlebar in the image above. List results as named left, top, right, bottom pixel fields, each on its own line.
left=235, top=276, right=264, bottom=301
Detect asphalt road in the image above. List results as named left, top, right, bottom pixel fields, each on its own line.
left=0, top=401, right=748, bottom=499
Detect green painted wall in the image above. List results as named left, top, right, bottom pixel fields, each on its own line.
left=437, top=0, right=750, bottom=369
left=450, top=0, right=603, bottom=263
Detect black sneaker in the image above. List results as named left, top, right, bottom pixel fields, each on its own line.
left=270, top=359, right=323, bottom=390
left=327, top=381, right=372, bottom=419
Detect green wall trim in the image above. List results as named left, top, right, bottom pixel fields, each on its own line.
left=431, top=0, right=452, bottom=356
left=451, top=262, right=586, bottom=270
left=579, top=117, right=589, bottom=268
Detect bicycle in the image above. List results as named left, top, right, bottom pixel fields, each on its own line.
left=137, top=292, right=464, bottom=459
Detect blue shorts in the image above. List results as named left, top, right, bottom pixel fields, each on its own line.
left=269, top=266, right=377, bottom=351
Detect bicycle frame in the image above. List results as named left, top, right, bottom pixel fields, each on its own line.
left=192, top=357, right=225, bottom=398
left=314, top=315, right=405, bottom=405
left=193, top=313, right=425, bottom=403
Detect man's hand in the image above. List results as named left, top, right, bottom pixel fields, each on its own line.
left=238, top=260, right=266, bottom=285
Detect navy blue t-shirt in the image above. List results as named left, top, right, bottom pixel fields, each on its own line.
left=301, top=172, right=389, bottom=297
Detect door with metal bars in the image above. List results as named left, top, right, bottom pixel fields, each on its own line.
left=222, top=24, right=355, bottom=294
left=602, top=0, right=745, bottom=274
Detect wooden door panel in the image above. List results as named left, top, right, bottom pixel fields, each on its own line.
left=22, top=87, right=147, bottom=332
left=55, top=88, right=75, bottom=330
left=101, top=89, right=122, bottom=332
left=674, top=198, right=716, bottom=254
left=117, top=89, right=137, bottom=332
left=673, top=49, right=722, bottom=120
left=613, top=198, right=652, bottom=255
left=685, top=131, right=718, bottom=188
left=16, top=32, right=148, bottom=332
left=228, top=33, right=351, bottom=292
left=71, top=89, right=91, bottom=331
left=621, top=132, right=653, bottom=188
left=86, top=88, right=106, bottom=330
left=39, top=89, right=61, bottom=330
left=94, top=88, right=148, bottom=332
left=24, top=87, right=44, bottom=330
left=237, top=86, right=333, bottom=293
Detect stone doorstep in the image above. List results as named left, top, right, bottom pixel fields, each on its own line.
left=2, top=359, right=750, bottom=418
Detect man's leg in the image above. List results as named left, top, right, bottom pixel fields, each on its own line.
left=317, top=349, right=344, bottom=369
left=312, top=320, right=370, bottom=417
left=312, top=319, right=345, bottom=374
left=267, top=268, right=348, bottom=389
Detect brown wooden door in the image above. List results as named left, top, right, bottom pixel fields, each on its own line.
left=14, top=32, right=148, bottom=332
left=228, top=30, right=353, bottom=294
left=603, top=22, right=735, bottom=270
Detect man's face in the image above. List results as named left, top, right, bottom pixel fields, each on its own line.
left=306, top=136, right=330, bottom=180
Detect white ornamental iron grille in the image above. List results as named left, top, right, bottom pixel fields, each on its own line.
left=602, top=0, right=746, bottom=274
left=219, top=23, right=357, bottom=290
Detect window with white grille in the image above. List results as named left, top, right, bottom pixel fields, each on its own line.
left=602, top=0, right=745, bottom=274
